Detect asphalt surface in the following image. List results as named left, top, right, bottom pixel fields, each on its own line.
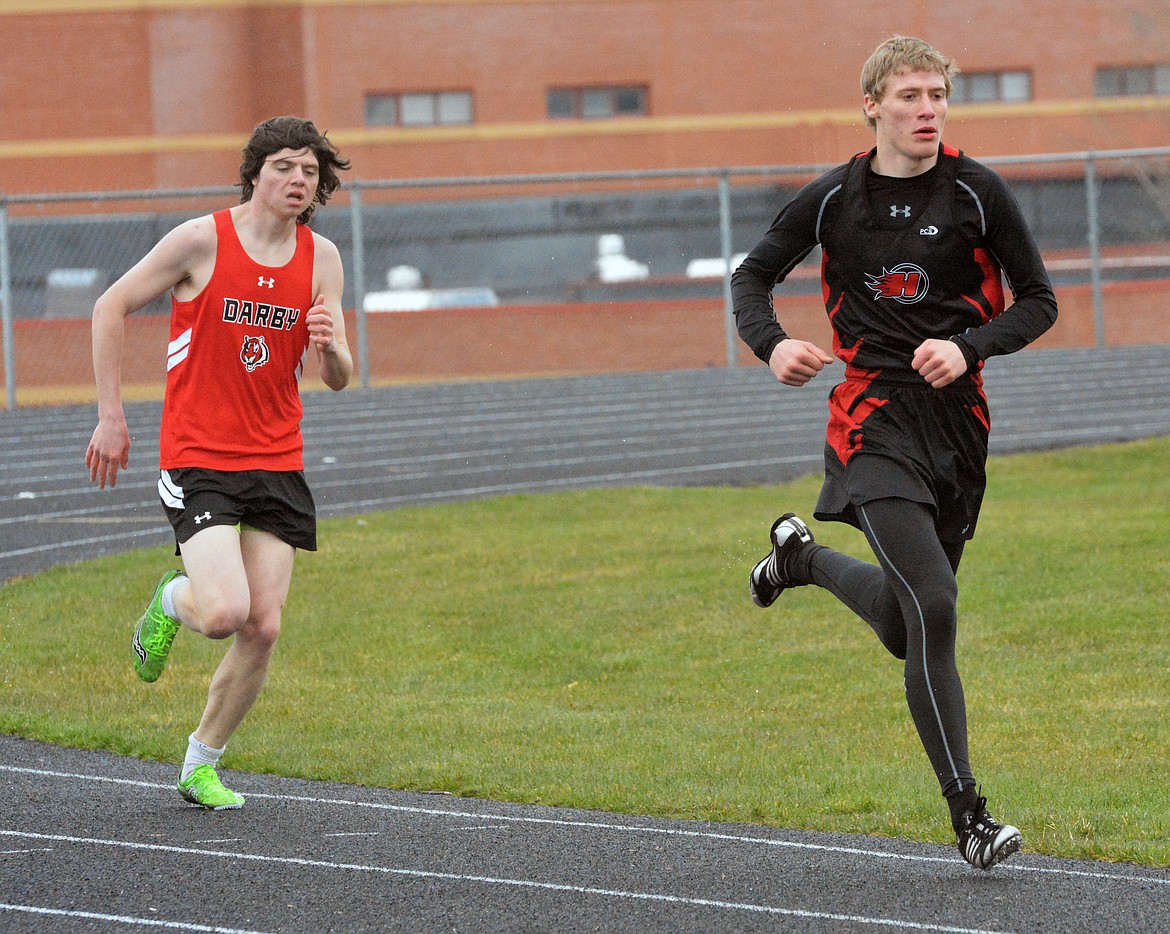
left=3, top=344, right=1170, bottom=932
left=4, top=735, right=1170, bottom=934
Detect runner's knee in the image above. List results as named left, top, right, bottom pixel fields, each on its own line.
left=195, top=594, right=250, bottom=640
left=239, top=614, right=282, bottom=654
left=900, top=579, right=959, bottom=663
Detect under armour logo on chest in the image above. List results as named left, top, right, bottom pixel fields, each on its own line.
left=258, top=276, right=275, bottom=288
left=890, top=205, right=911, bottom=218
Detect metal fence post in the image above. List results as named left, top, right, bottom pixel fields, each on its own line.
left=717, top=171, right=738, bottom=368
left=0, top=200, right=15, bottom=411
left=348, top=183, right=370, bottom=389
left=1084, top=155, right=1105, bottom=348
left=0, top=148, right=1164, bottom=398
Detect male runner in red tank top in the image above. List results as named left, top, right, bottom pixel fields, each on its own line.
left=87, top=117, right=352, bottom=809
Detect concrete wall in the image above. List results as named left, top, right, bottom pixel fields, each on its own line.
left=5, top=280, right=1166, bottom=406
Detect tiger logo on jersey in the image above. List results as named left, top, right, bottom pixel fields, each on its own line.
left=240, top=334, right=270, bottom=372
left=865, top=263, right=930, bottom=304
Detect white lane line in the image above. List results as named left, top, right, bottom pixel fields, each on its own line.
left=34, top=517, right=161, bottom=524
left=0, top=831, right=1015, bottom=934
left=0, top=444, right=818, bottom=529
left=0, top=454, right=821, bottom=564
left=307, top=448, right=812, bottom=495
left=320, top=454, right=822, bottom=514
left=0, top=528, right=168, bottom=560
left=3, top=765, right=1168, bottom=887
left=323, top=831, right=381, bottom=838
left=0, top=903, right=272, bottom=933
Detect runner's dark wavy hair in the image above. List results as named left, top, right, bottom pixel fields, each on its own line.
left=238, top=116, right=350, bottom=224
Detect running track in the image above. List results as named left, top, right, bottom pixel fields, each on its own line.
left=3, top=344, right=1170, bottom=932
left=3, top=735, right=1170, bottom=934
left=4, top=344, right=1170, bottom=584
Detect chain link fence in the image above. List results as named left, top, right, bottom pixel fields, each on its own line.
left=2, top=148, right=1169, bottom=409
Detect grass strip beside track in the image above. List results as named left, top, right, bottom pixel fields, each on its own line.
left=1, top=439, right=1167, bottom=866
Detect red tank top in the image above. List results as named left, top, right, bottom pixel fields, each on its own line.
left=159, top=209, right=314, bottom=471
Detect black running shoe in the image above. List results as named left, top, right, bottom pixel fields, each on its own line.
left=749, top=513, right=814, bottom=608
left=956, top=797, right=1021, bottom=870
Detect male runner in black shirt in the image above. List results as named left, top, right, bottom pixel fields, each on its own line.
left=733, top=36, right=1057, bottom=870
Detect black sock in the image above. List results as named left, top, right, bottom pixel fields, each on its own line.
left=785, top=542, right=825, bottom=585
left=946, top=785, right=981, bottom=833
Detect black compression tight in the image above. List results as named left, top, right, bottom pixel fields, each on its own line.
left=795, top=497, right=975, bottom=800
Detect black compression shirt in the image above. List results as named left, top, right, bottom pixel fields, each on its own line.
left=732, top=145, right=1058, bottom=377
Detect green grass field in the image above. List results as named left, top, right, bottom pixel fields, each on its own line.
left=2, top=438, right=1167, bottom=866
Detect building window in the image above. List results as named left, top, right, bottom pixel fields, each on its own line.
left=1095, top=63, right=1170, bottom=96
left=547, top=85, right=648, bottom=119
left=364, top=91, right=473, bottom=127
left=950, top=70, right=1032, bottom=103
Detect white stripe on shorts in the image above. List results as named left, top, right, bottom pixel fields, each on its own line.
left=158, top=469, right=185, bottom=510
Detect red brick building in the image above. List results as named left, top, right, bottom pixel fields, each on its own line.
left=1, top=0, right=1168, bottom=194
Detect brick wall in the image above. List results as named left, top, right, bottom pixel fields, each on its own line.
left=1, top=1, right=1168, bottom=194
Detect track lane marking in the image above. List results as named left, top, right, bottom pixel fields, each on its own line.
left=0, top=903, right=273, bottom=934
left=3, top=766, right=1168, bottom=887
left=0, top=830, right=1016, bottom=934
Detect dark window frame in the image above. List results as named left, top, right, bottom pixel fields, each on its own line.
left=950, top=70, right=1033, bottom=104
left=1095, top=63, right=1170, bottom=97
left=547, top=85, right=649, bottom=120
left=364, top=90, right=475, bottom=127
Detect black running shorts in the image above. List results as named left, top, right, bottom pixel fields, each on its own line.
left=158, top=467, right=317, bottom=553
left=814, top=378, right=990, bottom=542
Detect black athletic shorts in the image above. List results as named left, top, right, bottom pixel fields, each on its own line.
left=814, top=377, right=990, bottom=542
left=158, top=467, right=318, bottom=553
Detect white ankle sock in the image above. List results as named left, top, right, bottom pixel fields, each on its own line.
left=160, top=576, right=186, bottom=620
left=181, top=732, right=225, bottom=782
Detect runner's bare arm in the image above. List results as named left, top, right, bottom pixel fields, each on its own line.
left=87, top=218, right=215, bottom=488
left=308, top=235, right=352, bottom=391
